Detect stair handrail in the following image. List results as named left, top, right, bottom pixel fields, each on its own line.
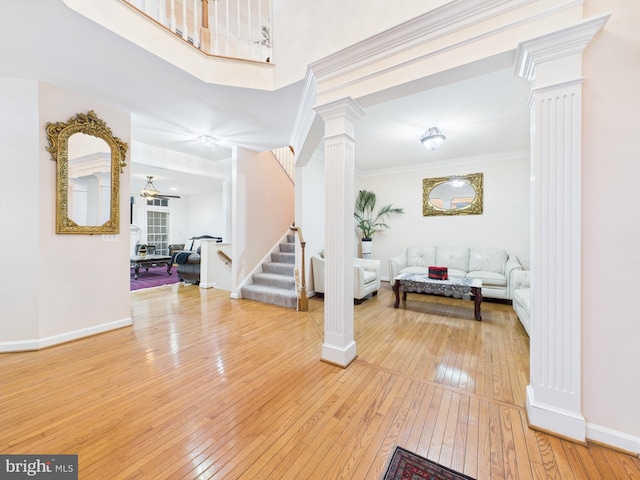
left=217, top=249, right=232, bottom=265
left=289, top=224, right=308, bottom=311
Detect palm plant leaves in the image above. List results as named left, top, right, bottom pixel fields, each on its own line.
left=354, top=190, right=404, bottom=239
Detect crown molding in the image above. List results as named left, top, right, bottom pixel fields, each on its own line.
left=289, top=68, right=319, bottom=158
left=355, top=150, right=530, bottom=178
left=310, top=0, right=536, bottom=83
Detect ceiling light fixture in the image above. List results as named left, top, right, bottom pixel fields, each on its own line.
left=420, top=127, right=446, bottom=151
left=140, top=176, right=159, bottom=198
left=199, top=135, right=217, bottom=146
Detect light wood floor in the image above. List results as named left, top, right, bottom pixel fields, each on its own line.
left=1, top=283, right=639, bottom=479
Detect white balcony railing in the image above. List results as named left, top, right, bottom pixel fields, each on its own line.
left=122, top=0, right=272, bottom=63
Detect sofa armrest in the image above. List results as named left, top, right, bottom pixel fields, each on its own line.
left=512, top=270, right=530, bottom=291
left=354, top=264, right=366, bottom=299
left=311, top=256, right=325, bottom=294
left=389, top=252, right=408, bottom=281
left=505, top=255, right=523, bottom=298
left=186, top=253, right=201, bottom=264
left=354, top=258, right=381, bottom=298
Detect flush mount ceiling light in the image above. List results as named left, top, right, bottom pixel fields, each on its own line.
left=199, top=135, right=217, bottom=146
left=420, top=127, right=446, bottom=151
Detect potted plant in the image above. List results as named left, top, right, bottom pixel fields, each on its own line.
left=354, top=190, right=404, bottom=258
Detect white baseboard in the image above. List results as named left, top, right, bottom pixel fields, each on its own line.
left=0, top=317, right=133, bottom=352
left=321, top=340, right=357, bottom=368
left=586, top=422, right=640, bottom=455
left=526, top=386, right=586, bottom=443
left=199, top=282, right=215, bottom=289
left=0, top=339, right=39, bottom=352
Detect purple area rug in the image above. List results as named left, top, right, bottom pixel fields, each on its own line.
left=130, top=265, right=180, bottom=291
left=381, top=446, right=475, bottom=480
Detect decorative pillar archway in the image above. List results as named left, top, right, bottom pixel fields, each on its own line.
left=514, top=14, right=609, bottom=443
left=314, top=97, right=366, bottom=368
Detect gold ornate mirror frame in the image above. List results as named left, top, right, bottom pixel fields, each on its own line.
left=422, top=172, right=483, bottom=216
left=46, top=111, right=127, bottom=234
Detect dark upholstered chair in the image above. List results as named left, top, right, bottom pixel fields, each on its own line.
left=173, top=235, right=222, bottom=284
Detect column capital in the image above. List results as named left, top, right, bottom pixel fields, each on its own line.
left=514, top=13, right=610, bottom=82
left=314, top=97, right=366, bottom=138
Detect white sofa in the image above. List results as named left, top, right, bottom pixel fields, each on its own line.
left=311, top=254, right=381, bottom=304
left=512, top=270, right=531, bottom=336
left=389, top=245, right=522, bottom=300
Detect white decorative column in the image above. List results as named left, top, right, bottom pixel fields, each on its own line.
left=68, top=178, right=88, bottom=226
left=515, top=15, right=609, bottom=443
left=95, top=172, right=112, bottom=225
left=314, top=97, right=365, bottom=367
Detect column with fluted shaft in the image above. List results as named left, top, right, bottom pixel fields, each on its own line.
left=314, top=97, right=365, bottom=367
left=514, top=14, right=609, bottom=443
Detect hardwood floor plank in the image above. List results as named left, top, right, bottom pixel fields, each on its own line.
left=0, top=284, right=637, bottom=479
left=509, top=409, right=534, bottom=480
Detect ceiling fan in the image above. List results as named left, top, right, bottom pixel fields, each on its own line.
left=139, top=176, right=181, bottom=199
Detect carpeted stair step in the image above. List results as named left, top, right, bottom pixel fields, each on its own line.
left=271, top=251, right=295, bottom=264
left=263, top=262, right=294, bottom=276
left=279, top=242, right=295, bottom=253
left=241, top=284, right=298, bottom=309
left=251, top=272, right=296, bottom=290
left=240, top=236, right=298, bottom=309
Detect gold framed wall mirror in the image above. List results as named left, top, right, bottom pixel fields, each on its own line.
left=46, top=111, right=128, bottom=234
left=422, top=172, right=483, bottom=216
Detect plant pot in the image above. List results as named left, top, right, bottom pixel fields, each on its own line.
left=361, top=238, right=372, bottom=259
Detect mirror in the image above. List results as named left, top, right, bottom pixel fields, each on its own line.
left=422, top=172, right=483, bottom=216
left=46, top=111, right=127, bottom=234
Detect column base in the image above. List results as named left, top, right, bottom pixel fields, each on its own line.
left=526, top=385, right=586, bottom=443
left=321, top=340, right=357, bottom=368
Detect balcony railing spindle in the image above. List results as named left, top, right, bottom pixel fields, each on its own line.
left=121, top=0, right=270, bottom=62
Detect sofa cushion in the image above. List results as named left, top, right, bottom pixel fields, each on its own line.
left=469, top=248, right=508, bottom=274
left=402, top=266, right=431, bottom=275
left=468, top=270, right=507, bottom=287
left=407, top=246, right=436, bottom=267
left=435, top=247, right=470, bottom=272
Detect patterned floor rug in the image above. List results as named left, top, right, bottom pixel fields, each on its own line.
left=381, top=446, right=475, bottom=480
left=130, top=266, right=180, bottom=291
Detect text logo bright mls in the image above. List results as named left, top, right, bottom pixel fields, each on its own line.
left=0, top=455, right=77, bottom=479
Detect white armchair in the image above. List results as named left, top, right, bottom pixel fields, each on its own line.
left=311, top=254, right=381, bottom=304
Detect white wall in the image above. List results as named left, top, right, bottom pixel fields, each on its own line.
left=273, top=0, right=448, bottom=87
left=0, top=78, right=40, bottom=346
left=187, top=191, right=225, bottom=240
left=131, top=191, right=224, bottom=249
left=295, top=154, right=325, bottom=292
left=168, top=197, right=189, bottom=244
left=582, top=0, right=640, bottom=445
left=36, top=83, right=132, bottom=342
left=356, top=156, right=530, bottom=279
left=0, top=80, right=131, bottom=351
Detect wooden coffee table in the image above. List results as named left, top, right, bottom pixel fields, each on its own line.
left=130, top=254, right=173, bottom=279
left=392, top=273, right=483, bottom=320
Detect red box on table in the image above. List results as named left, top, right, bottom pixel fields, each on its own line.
left=428, top=266, right=448, bottom=280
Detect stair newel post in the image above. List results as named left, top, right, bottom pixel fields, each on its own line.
left=200, top=0, right=211, bottom=53
left=290, top=225, right=308, bottom=311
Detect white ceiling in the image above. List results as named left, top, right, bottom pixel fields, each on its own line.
left=1, top=0, right=531, bottom=195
